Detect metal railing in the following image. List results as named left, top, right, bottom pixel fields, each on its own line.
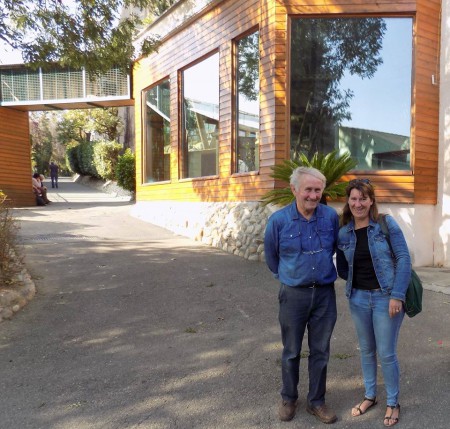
left=0, top=66, right=131, bottom=107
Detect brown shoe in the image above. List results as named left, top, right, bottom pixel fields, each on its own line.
left=278, top=400, right=298, bottom=421
left=306, top=403, right=337, bottom=424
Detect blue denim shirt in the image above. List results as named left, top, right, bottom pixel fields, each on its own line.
left=264, top=202, right=339, bottom=286
left=336, top=215, right=411, bottom=301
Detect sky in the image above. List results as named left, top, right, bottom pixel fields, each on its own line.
left=0, top=43, right=24, bottom=65
left=0, top=0, right=77, bottom=65
left=339, top=18, right=413, bottom=136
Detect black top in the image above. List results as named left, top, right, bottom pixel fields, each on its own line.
left=353, top=227, right=380, bottom=290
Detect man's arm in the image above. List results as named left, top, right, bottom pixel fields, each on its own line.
left=264, top=216, right=280, bottom=277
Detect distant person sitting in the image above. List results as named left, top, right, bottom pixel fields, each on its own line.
left=32, top=173, right=51, bottom=205
left=49, top=161, right=59, bottom=188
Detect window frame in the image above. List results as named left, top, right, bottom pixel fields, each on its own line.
left=232, top=26, right=261, bottom=176
left=287, top=14, right=416, bottom=177
left=141, top=76, right=172, bottom=185
left=179, top=50, right=220, bottom=180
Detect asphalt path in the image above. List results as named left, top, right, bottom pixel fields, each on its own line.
left=1, top=178, right=449, bottom=428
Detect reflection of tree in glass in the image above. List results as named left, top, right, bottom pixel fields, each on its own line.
left=290, top=18, right=386, bottom=159
left=237, top=32, right=259, bottom=101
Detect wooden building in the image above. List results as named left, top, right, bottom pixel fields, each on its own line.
left=132, top=0, right=443, bottom=266
left=0, top=108, right=33, bottom=206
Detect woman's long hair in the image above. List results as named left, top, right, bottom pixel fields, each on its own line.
left=341, top=180, right=379, bottom=226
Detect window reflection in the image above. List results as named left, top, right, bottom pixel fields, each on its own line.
left=290, top=17, right=412, bottom=170
left=182, top=53, right=219, bottom=178
left=236, top=31, right=260, bottom=173
left=144, top=79, right=171, bottom=183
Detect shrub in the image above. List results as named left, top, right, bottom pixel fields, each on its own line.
left=116, top=149, right=136, bottom=192
left=0, top=191, right=20, bottom=286
left=77, top=140, right=99, bottom=177
left=260, top=150, right=357, bottom=206
left=93, top=140, right=122, bottom=181
left=65, top=141, right=81, bottom=174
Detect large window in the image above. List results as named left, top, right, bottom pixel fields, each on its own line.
left=290, top=17, right=413, bottom=170
left=182, top=53, right=219, bottom=178
left=143, top=79, right=171, bottom=182
left=236, top=31, right=260, bottom=173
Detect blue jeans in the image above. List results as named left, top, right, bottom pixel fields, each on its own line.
left=349, top=288, right=404, bottom=406
left=278, top=284, right=337, bottom=406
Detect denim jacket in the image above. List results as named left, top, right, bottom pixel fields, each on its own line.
left=264, top=202, right=339, bottom=287
left=336, top=215, right=411, bottom=301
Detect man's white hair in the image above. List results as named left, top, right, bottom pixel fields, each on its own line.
left=290, top=167, right=326, bottom=191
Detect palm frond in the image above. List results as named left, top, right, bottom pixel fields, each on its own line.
left=261, top=150, right=357, bottom=206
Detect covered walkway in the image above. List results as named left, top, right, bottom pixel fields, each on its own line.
left=0, top=64, right=134, bottom=207
left=0, top=64, right=133, bottom=111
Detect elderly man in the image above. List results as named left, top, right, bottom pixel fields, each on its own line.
left=264, top=166, right=339, bottom=424
left=32, top=173, right=51, bottom=205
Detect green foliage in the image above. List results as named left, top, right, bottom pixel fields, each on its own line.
left=57, top=108, right=124, bottom=146
left=237, top=31, right=259, bottom=102
left=0, top=191, right=19, bottom=286
left=65, top=141, right=81, bottom=174
left=1, top=1, right=174, bottom=76
left=93, top=140, right=122, bottom=181
left=260, top=150, right=357, bottom=206
left=30, top=113, right=53, bottom=174
left=77, top=141, right=99, bottom=178
left=116, top=148, right=136, bottom=192
left=91, top=108, right=124, bottom=141
left=57, top=110, right=95, bottom=145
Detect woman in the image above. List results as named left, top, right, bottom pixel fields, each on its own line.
left=336, top=179, right=411, bottom=427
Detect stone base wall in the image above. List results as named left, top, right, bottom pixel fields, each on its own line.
left=130, top=201, right=277, bottom=262
left=128, top=200, right=438, bottom=267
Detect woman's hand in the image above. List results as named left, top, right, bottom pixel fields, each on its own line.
left=389, top=298, right=403, bottom=318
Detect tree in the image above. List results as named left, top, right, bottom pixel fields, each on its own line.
left=57, top=110, right=96, bottom=144
left=237, top=31, right=259, bottom=102
left=0, top=0, right=177, bottom=76
left=56, top=108, right=123, bottom=145
left=91, top=107, right=124, bottom=141
left=290, top=18, right=386, bottom=159
left=30, top=112, right=54, bottom=174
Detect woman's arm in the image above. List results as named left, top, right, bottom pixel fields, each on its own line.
left=385, top=215, right=412, bottom=302
left=336, top=248, right=349, bottom=280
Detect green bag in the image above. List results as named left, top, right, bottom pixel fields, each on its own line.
left=378, top=214, right=423, bottom=317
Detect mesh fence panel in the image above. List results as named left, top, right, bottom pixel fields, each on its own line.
left=0, top=68, right=40, bottom=102
left=1, top=66, right=129, bottom=104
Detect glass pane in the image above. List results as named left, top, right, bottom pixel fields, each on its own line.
left=143, top=79, right=171, bottom=183
left=182, top=53, right=219, bottom=178
left=290, top=17, right=412, bottom=170
left=236, top=31, right=260, bottom=173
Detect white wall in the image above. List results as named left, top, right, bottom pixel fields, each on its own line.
left=436, top=0, right=450, bottom=267
left=131, top=200, right=436, bottom=267
left=332, top=203, right=435, bottom=267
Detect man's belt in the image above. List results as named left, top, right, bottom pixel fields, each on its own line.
left=298, top=282, right=334, bottom=288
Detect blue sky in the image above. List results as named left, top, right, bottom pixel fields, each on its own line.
left=340, top=18, right=413, bottom=136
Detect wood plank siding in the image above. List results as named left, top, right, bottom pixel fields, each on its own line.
left=0, top=107, right=33, bottom=206
left=133, top=0, right=441, bottom=204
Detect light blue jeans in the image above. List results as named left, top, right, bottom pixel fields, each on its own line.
left=349, top=288, right=404, bottom=406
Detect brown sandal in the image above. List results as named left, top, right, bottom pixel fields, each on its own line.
left=384, top=404, right=400, bottom=427
left=352, top=397, right=377, bottom=416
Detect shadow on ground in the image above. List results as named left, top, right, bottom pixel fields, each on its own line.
left=1, top=192, right=449, bottom=429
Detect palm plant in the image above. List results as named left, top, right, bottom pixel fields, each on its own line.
left=260, top=150, right=357, bottom=206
